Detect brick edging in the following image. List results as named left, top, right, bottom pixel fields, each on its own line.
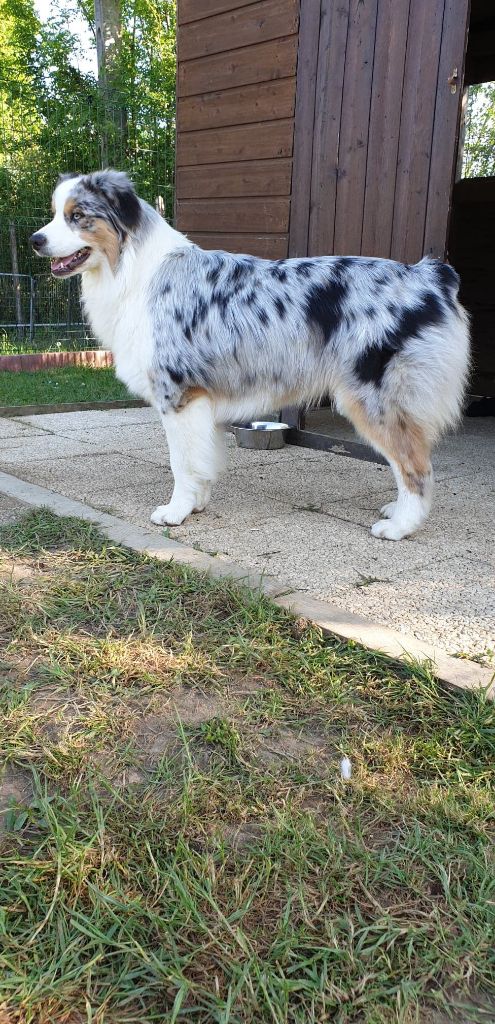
left=0, top=350, right=113, bottom=372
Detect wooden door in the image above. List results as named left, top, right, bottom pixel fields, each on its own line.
left=289, top=0, right=470, bottom=263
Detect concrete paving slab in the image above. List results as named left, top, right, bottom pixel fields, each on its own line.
left=228, top=453, right=392, bottom=506
left=174, top=510, right=448, bottom=589
left=0, top=432, right=63, bottom=453
left=0, top=419, right=49, bottom=440
left=0, top=452, right=167, bottom=500
left=325, top=483, right=495, bottom=564
left=417, top=483, right=494, bottom=562
left=0, top=435, right=99, bottom=464
left=51, top=422, right=167, bottom=453
left=17, top=410, right=350, bottom=467
left=433, top=453, right=495, bottom=484
left=304, top=409, right=357, bottom=440
left=91, top=477, right=290, bottom=532
left=226, top=435, right=324, bottom=469
left=326, top=555, right=495, bottom=661
left=18, top=406, right=158, bottom=432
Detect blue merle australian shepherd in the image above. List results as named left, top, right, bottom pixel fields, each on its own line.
left=31, top=170, right=470, bottom=540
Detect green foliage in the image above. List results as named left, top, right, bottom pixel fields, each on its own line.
left=0, top=0, right=176, bottom=277
left=462, top=82, right=495, bottom=178
left=0, top=0, right=39, bottom=78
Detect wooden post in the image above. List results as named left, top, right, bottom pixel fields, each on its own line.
left=29, top=276, right=36, bottom=348
left=9, top=221, right=23, bottom=327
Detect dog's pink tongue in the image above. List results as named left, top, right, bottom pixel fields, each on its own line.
left=52, top=254, right=74, bottom=272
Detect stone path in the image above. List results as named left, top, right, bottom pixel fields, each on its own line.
left=0, top=406, right=493, bottom=663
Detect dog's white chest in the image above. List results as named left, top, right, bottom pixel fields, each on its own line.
left=113, top=329, right=154, bottom=403
left=82, top=277, right=154, bottom=403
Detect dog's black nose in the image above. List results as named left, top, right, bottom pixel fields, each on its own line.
left=30, top=232, right=47, bottom=251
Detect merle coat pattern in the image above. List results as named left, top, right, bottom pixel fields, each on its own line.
left=31, top=171, right=470, bottom=540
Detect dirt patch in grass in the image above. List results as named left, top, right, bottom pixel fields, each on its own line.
left=254, top=724, right=330, bottom=766
left=167, top=685, right=230, bottom=726
left=0, top=507, right=494, bottom=1023
left=0, top=767, right=33, bottom=834
left=0, top=492, right=28, bottom=527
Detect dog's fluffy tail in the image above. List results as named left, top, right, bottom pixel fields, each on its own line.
left=385, top=260, right=471, bottom=444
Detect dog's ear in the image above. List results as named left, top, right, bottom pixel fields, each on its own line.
left=85, top=170, right=141, bottom=232
left=56, top=171, right=81, bottom=186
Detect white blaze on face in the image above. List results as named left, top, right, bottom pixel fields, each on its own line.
left=38, top=176, right=85, bottom=257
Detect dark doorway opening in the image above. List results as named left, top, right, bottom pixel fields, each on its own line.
left=448, top=0, right=495, bottom=400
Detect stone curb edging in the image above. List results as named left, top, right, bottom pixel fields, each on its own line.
left=0, top=400, right=147, bottom=418
left=0, top=469, right=493, bottom=699
left=0, top=350, right=113, bottom=372
left=0, top=471, right=288, bottom=599
left=275, top=593, right=494, bottom=697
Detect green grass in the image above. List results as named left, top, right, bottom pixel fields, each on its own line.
left=0, top=508, right=494, bottom=1023
left=0, top=366, right=131, bottom=407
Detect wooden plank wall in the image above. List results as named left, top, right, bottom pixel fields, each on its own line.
left=176, top=0, right=300, bottom=258
left=290, top=0, right=470, bottom=263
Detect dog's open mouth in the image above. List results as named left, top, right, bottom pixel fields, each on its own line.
left=50, top=248, right=91, bottom=277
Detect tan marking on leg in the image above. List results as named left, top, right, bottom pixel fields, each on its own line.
left=177, top=386, right=209, bottom=409
left=392, top=415, right=432, bottom=494
left=339, top=395, right=432, bottom=494
left=80, top=219, right=120, bottom=272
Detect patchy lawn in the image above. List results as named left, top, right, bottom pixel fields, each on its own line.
left=0, top=367, right=130, bottom=407
left=0, top=508, right=494, bottom=1024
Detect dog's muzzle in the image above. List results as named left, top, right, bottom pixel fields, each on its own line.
left=30, top=232, right=48, bottom=254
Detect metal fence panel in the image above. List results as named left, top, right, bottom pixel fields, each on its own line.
left=0, top=272, right=94, bottom=352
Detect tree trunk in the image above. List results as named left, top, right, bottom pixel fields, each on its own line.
left=94, top=0, right=126, bottom=167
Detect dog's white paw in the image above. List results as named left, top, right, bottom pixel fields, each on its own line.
left=371, top=518, right=408, bottom=541
left=380, top=500, right=397, bottom=519
left=151, top=503, right=192, bottom=526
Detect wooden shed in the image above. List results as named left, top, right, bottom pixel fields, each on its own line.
left=176, top=0, right=495, bottom=399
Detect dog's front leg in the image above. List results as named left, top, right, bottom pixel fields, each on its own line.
left=151, top=393, right=224, bottom=526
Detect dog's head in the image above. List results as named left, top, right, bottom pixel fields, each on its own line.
left=30, top=170, right=141, bottom=277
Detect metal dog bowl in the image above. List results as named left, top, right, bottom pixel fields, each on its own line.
left=232, top=421, right=289, bottom=450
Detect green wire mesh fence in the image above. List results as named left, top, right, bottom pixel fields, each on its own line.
left=0, top=76, right=175, bottom=351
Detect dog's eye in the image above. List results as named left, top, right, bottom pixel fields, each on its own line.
left=72, top=210, right=82, bottom=222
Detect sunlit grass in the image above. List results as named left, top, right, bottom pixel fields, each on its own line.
left=0, top=508, right=494, bottom=1022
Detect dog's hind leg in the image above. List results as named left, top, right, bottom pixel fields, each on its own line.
left=151, top=392, right=225, bottom=526
left=338, top=395, right=433, bottom=540
left=371, top=443, right=433, bottom=540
